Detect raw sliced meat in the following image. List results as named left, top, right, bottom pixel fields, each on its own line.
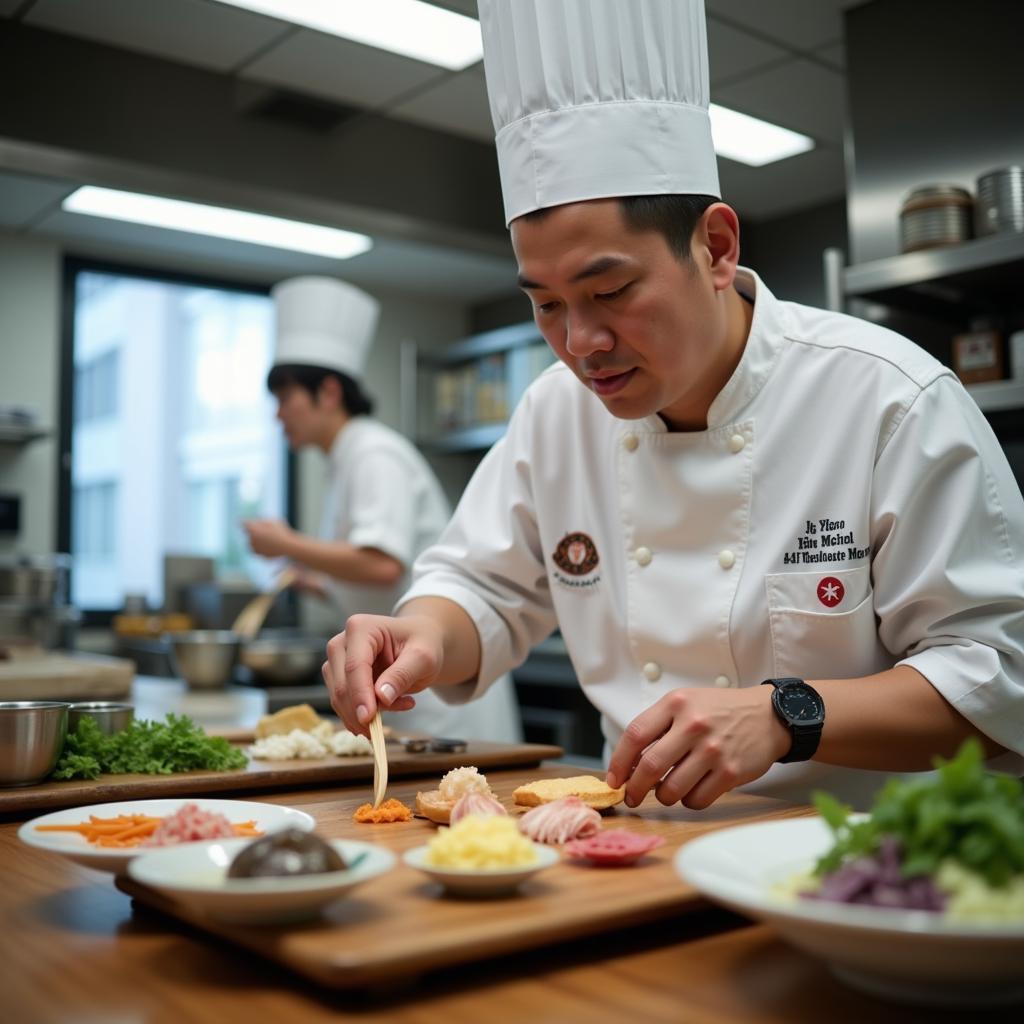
left=563, top=828, right=665, bottom=866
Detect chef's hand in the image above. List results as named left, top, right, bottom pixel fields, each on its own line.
left=290, top=567, right=329, bottom=600
left=323, top=613, right=443, bottom=737
left=241, top=518, right=295, bottom=558
left=606, top=686, right=792, bottom=810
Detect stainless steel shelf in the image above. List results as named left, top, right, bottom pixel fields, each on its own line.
left=966, top=378, right=1024, bottom=413
left=842, top=231, right=1024, bottom=318
left=420, top=321, right=541, bottom=367
left=421, top=422, right=506, bottom=453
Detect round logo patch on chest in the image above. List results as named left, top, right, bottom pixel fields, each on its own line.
left=817, top=576, right=845, bottom=608
left=553, top=532, right=600, bottom=576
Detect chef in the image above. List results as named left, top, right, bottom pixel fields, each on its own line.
left=324, top=1, right=1024, bottom=808
left=243, top=275, right=521, bottom=743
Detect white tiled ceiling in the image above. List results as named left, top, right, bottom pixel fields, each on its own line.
left=390, top=64, right=492, bottom=143
left=0, top=169, right=73, bottom=228
left=241, top=28, right=448, bottom=111
left=705, top=0, right=860, bottom=51
left=0, top=0, right=24, bottom=16
left=706, top=17, right=787, bottom=87
left=23, top=0, right=287, bottom=73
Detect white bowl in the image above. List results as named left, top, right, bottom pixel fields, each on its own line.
left=19, top=798, right=315, bottom=874
left=128, top=837, right=395, bottom=924
left=674, top=816, right=1024, bottom=1007
left=404, top=843, right=559, bottom=897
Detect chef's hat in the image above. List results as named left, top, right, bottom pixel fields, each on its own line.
left=271, top=276, right=380, bottom=381
left=478, top=0, right=721, bottom=225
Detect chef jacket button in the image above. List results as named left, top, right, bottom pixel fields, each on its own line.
left=622, top=432, right=639, bottom=452
left=728, top=433, right=746, bottom=453
left=714, top=675, right=732, bottom=688
left=635, top=546, right=652, bottom=566
left=718, top=549, right=736, bottom=570
left=642, top=661, right=662, bottom=682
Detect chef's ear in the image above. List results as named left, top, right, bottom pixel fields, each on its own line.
left=317, top=373, right=344, bottom=410
left=696, top=202, right=741, bottom=293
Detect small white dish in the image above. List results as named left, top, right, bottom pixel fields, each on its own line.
left=404, top=843, right=558, bottom=897
left=675, top=816, right=1024, bottom=1007
left=128, top=837, right=395, bottom=924
left=19, top=798, right=314, bottom=874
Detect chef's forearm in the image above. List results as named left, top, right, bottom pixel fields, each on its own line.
left=812, top=664, right=1005, bottom=770
left=396, top=596, right=483, bottom=687
left=283, top=534, right=403, bottom=586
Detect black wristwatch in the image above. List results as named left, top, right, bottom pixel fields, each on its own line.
left=761, top=677, right=825, bottom=763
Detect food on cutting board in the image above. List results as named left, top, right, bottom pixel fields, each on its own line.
left=416, top=765, right=497, bottom=824
left=227, top=828, right=347, bottom=878
left=790, top=739, right=1024, bottom=921
left=249, top=719, right=372, bottom=760
left=51, top=714, right=247, bottom=781
left=255, top=704, right=322, bottom=738
left=35, top=803, right=261, bottom=849
left=450, top=791, right=507, bottom=824
left=518, top=795, right=602, bottom=844
left=563, top=829, right=665, bottom=866
left=513, top=775, right=625, bottom=810
left=353, top=798, right=412, bottom=824
left=425, top=814, right=538, bottom=869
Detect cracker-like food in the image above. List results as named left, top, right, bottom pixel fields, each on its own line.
left=254, top=703, right=321, bottom=739
left=513, top=775, right=625, bottom=810
left=415, top=766, right=496, bottom=824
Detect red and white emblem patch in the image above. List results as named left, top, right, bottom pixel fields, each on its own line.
left=817, top=576, right=845, bottom=608
left=552, top=532, right=599, bottom=577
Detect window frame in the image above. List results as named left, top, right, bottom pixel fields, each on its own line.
left=58, top=254, right=298, bottom=626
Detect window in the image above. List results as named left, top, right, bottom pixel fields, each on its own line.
left=61, top=261, right=289, bottom=613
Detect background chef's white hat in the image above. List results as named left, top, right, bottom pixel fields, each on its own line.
left=271, top=275, right=380, bottom=381
left=478, top=0, right=721, bottom=225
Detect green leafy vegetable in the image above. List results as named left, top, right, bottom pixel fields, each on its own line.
left=812, top=738, right=1024, bottom=887
left=51, top=714, right=248, bottom=781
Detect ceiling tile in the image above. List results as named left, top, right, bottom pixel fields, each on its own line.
left=718, top=144, right=847, bottom=221
left=24, top=0, right=286, bottom=72
left=426, top=0, right=479, bottom=16
left=0, top=0, right=26, bottom=17
left=707, top=17, right=787, bottom=86
left=706, top=0, right=863, bottom=52
left=0, top=170, right=74, bottom=229
left=242, top=28, right=444, bottom=111
left=713, top=57, right=847, bottom=145
left=390, top=65, right=493, bottom=143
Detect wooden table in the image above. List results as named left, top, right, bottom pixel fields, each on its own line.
left=0, top=766, right=1003, bottom=1023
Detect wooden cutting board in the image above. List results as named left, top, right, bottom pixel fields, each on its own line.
left=0, top=739, right=563, bottom=816
left=0, top=650, right=134, bottom=701
left=115, top=767, right=814, bottom=989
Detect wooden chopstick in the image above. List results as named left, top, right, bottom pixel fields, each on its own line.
left=368, top=712, right=388, bottom=808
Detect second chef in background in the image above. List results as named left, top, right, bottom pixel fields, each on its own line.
left=243, top=276, right=521, bottom=743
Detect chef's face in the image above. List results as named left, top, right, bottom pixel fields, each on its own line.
left=511, top=198, right=743, bottom=430
left=273, top=383, right=323, bottom=449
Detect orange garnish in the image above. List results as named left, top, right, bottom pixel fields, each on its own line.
left=353, top=798, right=412, bottom=823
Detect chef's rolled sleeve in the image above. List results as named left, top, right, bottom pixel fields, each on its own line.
left=872, top=375, right=1024, bottom=755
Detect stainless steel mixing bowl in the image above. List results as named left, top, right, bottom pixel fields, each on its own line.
left=167, top=630, right=241, bottom=689
left=67, top=701, right=135, bottom=736
left=0, top=701, right=69, bottom=786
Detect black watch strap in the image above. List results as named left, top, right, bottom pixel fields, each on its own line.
left=761, top=678, right=825, bottom=764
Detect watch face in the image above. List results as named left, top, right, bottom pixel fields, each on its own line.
left=777, top=683, right=825, bottom=723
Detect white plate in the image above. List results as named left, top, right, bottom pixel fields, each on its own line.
left=128, top=837, right=395, bottom=924
left=18, top=798, right=315, bottom=875
left=404, top=843, right=559, bottom=897
left=675, top=817, right=1024, bottom=1007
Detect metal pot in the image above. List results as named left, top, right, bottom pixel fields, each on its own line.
left=899, top=184, right=974, bottom=253
left=239, top=633, right=327, bottom=686
left=0, top=555, right=72, bottom=606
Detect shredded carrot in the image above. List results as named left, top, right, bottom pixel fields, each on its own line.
left=36, top=814, right=263, bottom=848
left=353, top=798, right=412, bottom=823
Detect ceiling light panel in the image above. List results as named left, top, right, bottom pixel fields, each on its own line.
left=709, top=103, right=815, bottom=167
left=62, top=187, right=372, bottom=260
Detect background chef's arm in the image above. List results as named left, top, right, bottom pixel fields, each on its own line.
left=811, top=664, right=1005, bottom=770
left=818, top=375, right=1024, bottom=766
left=274, top=532, right=403, bottom=586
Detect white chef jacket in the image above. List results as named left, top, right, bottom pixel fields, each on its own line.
left=401, top=269, right=1024, bottom=807
left=320, top=416, right=522, bottom=743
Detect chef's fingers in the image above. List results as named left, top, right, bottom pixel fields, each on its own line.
left=606, top=697, right=682, bottom=795
left=325, top=625, right=379, bottom=737
left=373, top=641, right=439, bottom=708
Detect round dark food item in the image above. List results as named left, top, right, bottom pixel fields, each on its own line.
left=227, top=828, right=347, bottom=879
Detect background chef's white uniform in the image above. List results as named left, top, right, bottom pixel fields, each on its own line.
left=318, top=414, right=522, bottom=741
left=404, top=268, right=1024, bottom=807
left=272, top=276, right=522, bottom=743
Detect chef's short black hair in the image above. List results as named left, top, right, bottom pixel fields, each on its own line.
left=267, top=364, right=374, bottom=416
left=521, top=194, right=718, bottom=264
